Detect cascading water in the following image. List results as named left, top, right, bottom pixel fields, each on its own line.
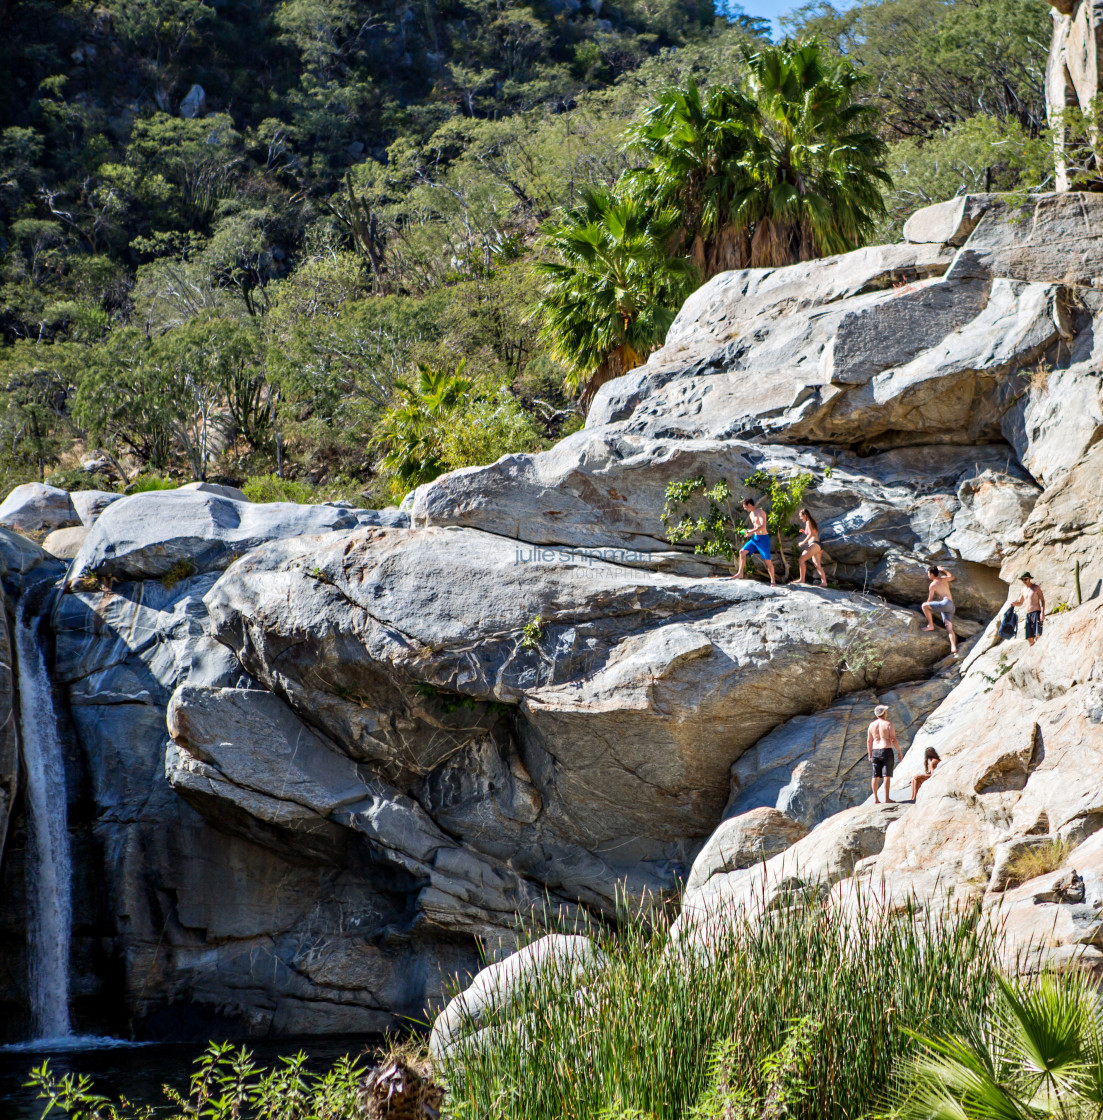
left=13, top=598, right=72, bottom=1042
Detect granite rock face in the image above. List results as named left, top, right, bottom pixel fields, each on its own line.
left=0, top=484, right=79, bottom=534
left=2, top=191, right=1102, bottom=1042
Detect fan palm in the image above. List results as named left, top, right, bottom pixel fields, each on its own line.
left=373, top=360, right=474, bottom=492
left=893, top=972, right=1103, bottom=1120
left=627, top=41, right=891, bottom=277
left=534, top=186, right=698, bottom=400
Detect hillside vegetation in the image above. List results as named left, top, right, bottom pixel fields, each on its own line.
left=0, top=0, right=1055, bottom=503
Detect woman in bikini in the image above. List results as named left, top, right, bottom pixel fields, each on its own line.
left=792, top=508, right=828, bottom=586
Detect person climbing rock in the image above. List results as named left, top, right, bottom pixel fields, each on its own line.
left=790, top=507, right=828, bottom=586
left=734, top=496, right=777, bottom=586
left=1011, top=572, right=1046, bottom=646
left=868, top=704, right=903, bottom=804
left=909, top=746, right=941, bottom=801
left=921, top=565, right=958, bottom=654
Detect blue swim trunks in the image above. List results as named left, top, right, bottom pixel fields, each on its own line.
left=741, top=533, right=771, bottom=559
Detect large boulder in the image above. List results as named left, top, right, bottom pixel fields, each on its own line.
left=0, top=483, right=79, bottom=535
left=903, top=195, right=995, bottom=247
left=410, top=434, right=1032, bottom=616
left=68, top=490, right=392, bottom=583
left=829, top=598, right=1103, bottom=965
left=70, top=490, right=122, bottom=527
left=202, top=525, right=956, bottom=872
left=683, top=807, right=808, bottom=896
left=52, top=570, right=483, bottom=1036
left=1001, top=440, right=1103, bottom=607
left=43, top=526, right=89, bottom=561
left=429, top=934, right=608, bottom=1063
left=725, top=673, right=956, bottom=829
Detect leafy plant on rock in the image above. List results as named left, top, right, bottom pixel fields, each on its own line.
left=662, top=469, right=815, bottom=576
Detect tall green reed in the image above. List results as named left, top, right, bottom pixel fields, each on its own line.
left=440, top=886, right=1004, bottom=1120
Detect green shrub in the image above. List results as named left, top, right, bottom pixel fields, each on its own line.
left=129, top=474, right=179, bottom=493
left=241, top=473, right=315, bottom=504
left=44, top=467, right=117, bottom=492
left=28, top=1041, right=366, bottom=1120
left=440, top=890, right=1004, bottom=1120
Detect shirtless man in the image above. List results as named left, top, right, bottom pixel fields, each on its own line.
left=734, top=497, right=777, bottom=585
left=1011, top=572, right=1046, bottom=646
left=921, top=564, right=958, bottom=655
left=868, top=704, right=903, bottom=804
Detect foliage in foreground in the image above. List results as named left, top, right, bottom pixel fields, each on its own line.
left=28, top=1041, right=367, bottom=1120
left=892, top=971, right=1103, bottom=1120
left=439, top=891, right=1004, bottom=1120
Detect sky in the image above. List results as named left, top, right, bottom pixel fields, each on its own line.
left=733, top=1, right=855, bottom=38
left=737, top=1, right=802, bottom=37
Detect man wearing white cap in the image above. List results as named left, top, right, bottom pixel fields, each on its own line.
left=867, top=704, right=903, bottom=804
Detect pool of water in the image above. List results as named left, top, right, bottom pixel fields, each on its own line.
left=0, top=1035, right=374, bottom=1120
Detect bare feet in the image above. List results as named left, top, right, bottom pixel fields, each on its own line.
left=884, top=799, right=894, bottom=804
left=921, top=625, right=936, bottom=632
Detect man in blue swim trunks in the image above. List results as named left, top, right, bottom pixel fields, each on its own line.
left=734, top=497, right=777, bottom=585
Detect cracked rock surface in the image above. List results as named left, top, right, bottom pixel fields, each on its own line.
left=3, top=193, right=1103, bottom=1039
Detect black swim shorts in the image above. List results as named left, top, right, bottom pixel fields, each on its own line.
left=1026, top=611, right=1043, bottom=640
left=871, top=748, right=895, bottom=778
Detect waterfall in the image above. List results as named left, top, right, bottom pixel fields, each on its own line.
left=14, top=598, right=72, bottom=1042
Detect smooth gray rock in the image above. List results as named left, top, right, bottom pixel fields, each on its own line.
left=68, top=491, right=371, bottom=582
left=0, top=483, right=79, bottom=534
left=43, top=525, right=88, bottom=561
left=204, top=525, right=956, bottom=874
left=52, top=574, right=483, bottom=1037
left=725, top=675, right=956, bottom=830
left=411, top=433, right=1029, bottom=617
left=70, top=490, right=122, bottom=527
left=429, top=934, right=608, bottom=1063
left=588, top=268, right=1058, bottom=450
left=178, top=83, right=206, bottom=118
left=683, top=807, right=807, bottom=896
left=903, top=195, right=994, bottom=246
left=166, top=685, right=553, bottom=937
left=177, top=481, right=248, bottom=501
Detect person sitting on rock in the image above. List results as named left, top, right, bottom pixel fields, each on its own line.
left=868, top=704, right=903, bottom=804
left=1011, top=572, right=1046, bottom=646
left=791, top=507, right=828, bottom=587
left=909, top=746, right=941, bottom=801
left=734, top=497, right=776, bottom=586
left=921, top=565, right=958, bottom=655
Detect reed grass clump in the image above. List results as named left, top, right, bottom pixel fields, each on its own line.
left=1003, top=838, right=1070, bottom=888
left=439, top=890, right=1004, bottom=1120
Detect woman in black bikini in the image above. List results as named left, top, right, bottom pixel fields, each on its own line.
left=792, top=508, right=828, bottom=586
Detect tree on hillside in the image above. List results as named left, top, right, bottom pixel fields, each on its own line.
left=627, top=41, right=890, bottom=276
left=533, top=186, right=698, bottom=399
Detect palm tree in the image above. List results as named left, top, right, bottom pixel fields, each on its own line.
left=534, top=186, right=698, bottom=400
left=893, top=972, right=1103, bottom=1120
left=627, top=41, right=891, bottom=277
left=624, top=80, right=758, bottom=278
left=373, top=360, right=474, bottom=495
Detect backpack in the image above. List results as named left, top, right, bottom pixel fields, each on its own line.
left=998, top=605, right=1018, bottom=640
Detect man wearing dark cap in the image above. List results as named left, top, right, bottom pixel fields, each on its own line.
left=1011, top=572, right=1046, bottom=646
